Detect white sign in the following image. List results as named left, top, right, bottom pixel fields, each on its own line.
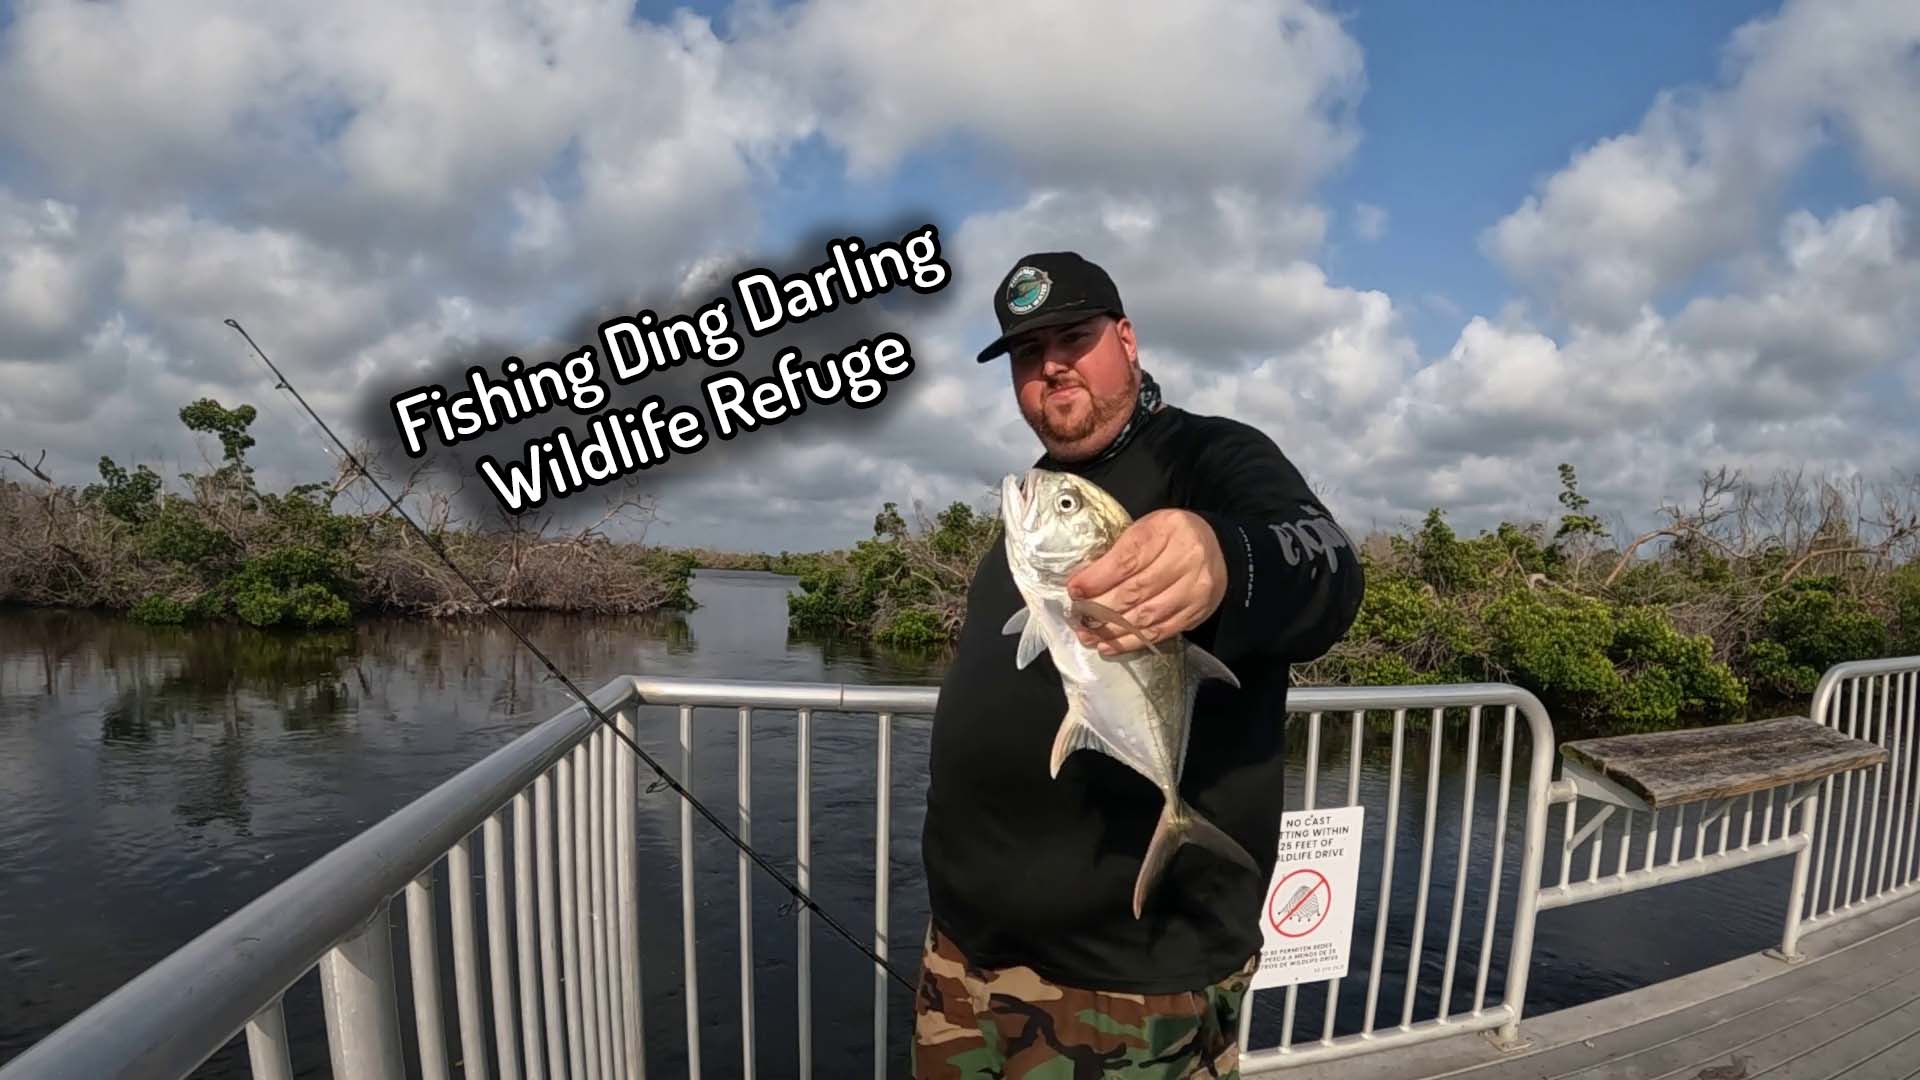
left=1250, top=805, right=1365, bottom=990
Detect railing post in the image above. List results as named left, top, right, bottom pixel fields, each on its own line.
left=406, top=871, right=453, bottom=1080
left=738, top=706, right=756, bottom=1080
left=1492, top=701, right=1556, bottom=1051
left=874, top=711, right=893, bottom=1080
left=244, top=997, right=295, bottom=1080
left=319, top=907, right=406, bottom=1080
left=616, top=706, right=646, bottom=1079
left=1773, top=790, right=1820, bottom=963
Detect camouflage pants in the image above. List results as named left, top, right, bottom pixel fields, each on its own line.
left=912, top=922, right=1256, bottom=1079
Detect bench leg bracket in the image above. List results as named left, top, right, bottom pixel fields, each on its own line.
left=1483, top=1027, right=1532, bottom=1054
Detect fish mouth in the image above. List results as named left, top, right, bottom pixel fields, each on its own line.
left=1001, top=472, right=1027, bottom=532
left=1002, top=470, right=1044, bottom=537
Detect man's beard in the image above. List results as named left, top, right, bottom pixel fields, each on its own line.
left=1023, top=369, right=1138, bottom=458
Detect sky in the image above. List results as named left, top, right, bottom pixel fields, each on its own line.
left=1, top=0, right=1916, bottom=553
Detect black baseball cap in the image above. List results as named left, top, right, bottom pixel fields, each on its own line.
left=975, top=251, right=1127, bottom=362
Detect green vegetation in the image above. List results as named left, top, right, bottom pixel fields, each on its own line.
left=1307, top=465, right=1920, bottom=728
left=0, top=399, right=695, bottom=627
left=11, top=405, right=1918, bottom=735
left=667, top=547, right=838, bottom=577
left=786, top=500, right=999, bottom=648
left=794, top=465, right=1920, bottom=730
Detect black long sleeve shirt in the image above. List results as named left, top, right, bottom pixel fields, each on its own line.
left=920, top=403, right=1365, bottom=992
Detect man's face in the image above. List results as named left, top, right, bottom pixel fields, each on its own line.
left=1008, top=314, right=1139, bottom=461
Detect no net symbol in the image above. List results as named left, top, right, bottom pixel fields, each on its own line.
left=1268, top=869, right=1331, bottom=938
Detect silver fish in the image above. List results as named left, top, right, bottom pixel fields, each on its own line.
left=999, top=468, right=1260, bottom=917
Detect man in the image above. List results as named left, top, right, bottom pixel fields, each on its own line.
left=914, top=252, right=1365, bottom=1078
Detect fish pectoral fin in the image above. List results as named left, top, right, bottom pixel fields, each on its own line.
left=1185, top=641, right=1240, bottom=689
left=1048, top=711, right=1123, bottom=779
left=1000, top=607, right=1028, bottom=636
left=1013, top=611, right=1049, bottom=670
left=1068, top=598, right=1167, bottom=656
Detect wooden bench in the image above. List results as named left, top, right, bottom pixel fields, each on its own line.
left=1560, top=715, right=1888, bottom=813
left=1549, top=715, right=1889, bottom=964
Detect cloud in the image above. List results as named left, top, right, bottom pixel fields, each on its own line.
left=1420, top=293, right=1463, bottom=321
left=0, top=194, right=90, bottom=353
left=0, top=0, right=1377, bottom=536
left=1364, top=196, right=1920, bottom=535
left=1482, top=0, right=1920, bottom=329
left=0, top=0, right=1915, bottom=562
left=0, top=0, right=808, bottom=287
left=1670, top=198, right=1919, bottom=381
left=1437, top=200, right=1915, bottom=442
left=1352, top=202, right=1387, bottom=242
left=0, top=0, right=817, bottom=519
left=731, top=0, right=1365, bottom=195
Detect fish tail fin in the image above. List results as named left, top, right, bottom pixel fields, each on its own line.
left=1184, top=802, right=1261, bottom=876
left=1132, top=797, right=1262, bottom=918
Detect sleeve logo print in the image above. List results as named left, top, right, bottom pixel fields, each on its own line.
left=1270, top=516, right=1351, bottom=573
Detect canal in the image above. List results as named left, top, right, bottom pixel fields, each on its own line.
left=0, top=569, right=1800, bottom=1077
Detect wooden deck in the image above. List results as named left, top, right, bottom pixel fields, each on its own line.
left=1281, top=890, right=1920, bottom=1080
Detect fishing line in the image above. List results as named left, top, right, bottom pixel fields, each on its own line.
left=221, top=317, right=918, bottom=994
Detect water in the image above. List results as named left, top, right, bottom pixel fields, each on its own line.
left=0, top=569, right=1802, bottom=1078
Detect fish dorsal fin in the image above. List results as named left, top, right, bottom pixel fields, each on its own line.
left=1186, top=641, right=1240, bottom=689
left=1049, top=707, right=1124, bottom=779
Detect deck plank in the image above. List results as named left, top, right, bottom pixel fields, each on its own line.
left=1548, top=966, right=1920, bottom=1080
left=1769, top=997, right=1920, bottom=1080
left=1653, top=971, right=1920, bottom=1080
left=1266, top=891, right=1920, bottom=1080
left=1819, top=1022, right=1920, bottom=1080
left=1472, top=926, right=1920, bottom=1079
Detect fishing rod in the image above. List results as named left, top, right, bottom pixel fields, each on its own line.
left=222, top=317, right=918, bottom=994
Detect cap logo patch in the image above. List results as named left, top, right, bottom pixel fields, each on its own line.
left=1005, top=266, right=1051, bottom=315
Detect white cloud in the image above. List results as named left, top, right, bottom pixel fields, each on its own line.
left=0, top=0, right=1915, bottom=560
left=1575, top=194, right=1912, bottom=435
left=1483, top=0, right=1920, bottom=329
left=1363, top=196, right=1920, bottom=535
left=0, top=195, right=88, bottom=349
left=0, top=0, right=806, bottom=279
left=732, top=0, right=1365, bottom=194
left=1671, top=198, right=1919, bottom=382
left=1421, top=293, right=1463, bottom=320
left=1353, top=202, right=1387, bottom=242
left=0, top=0, right=813, bottom=516
left=119, top=209, right=395, bottom=370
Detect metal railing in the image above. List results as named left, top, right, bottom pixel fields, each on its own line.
left=1239, top=684, right=1556, bottom=1071
left=0, top=675, right=938, bottom=1080
left=0, top=675, right=1553, bottom=1079
left=1802, top=657, right=1920, bottom=933
left=0, top=673, right=641, bottom=1080
left=1534, top=751, right=1824, bottom=964
left=7, top=660, right=1919, bottom=1079
left=631, top=677, right=939, bottom=1080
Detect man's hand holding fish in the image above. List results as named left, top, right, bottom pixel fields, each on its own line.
left=1064, top=506, right=1231, bottom=656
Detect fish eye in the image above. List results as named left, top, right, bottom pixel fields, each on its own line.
left=1056, top=492, right=1078, bottom=514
